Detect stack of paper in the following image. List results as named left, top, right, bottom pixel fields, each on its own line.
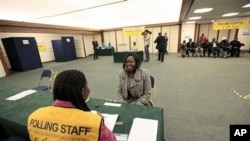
left=101, top=113, right=119, bottom=131
left=127, top=118, right=158, bottom=141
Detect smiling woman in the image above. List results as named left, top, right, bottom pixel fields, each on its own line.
left=117, top=52, right=154, bottom=106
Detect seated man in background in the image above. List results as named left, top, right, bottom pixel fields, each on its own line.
left=131, top=41, right=138, bottom=51
left=27, top=69, right=116, bottom=141
left=117, top=52, right=154, bottom=106
left=230, top=37, right=244, bottom=57
left=180, top=40, right=187, bottom=58
left=210, top=37, right=220, bottom=58
left=219, top=37, right=231, bottom=58
left=202, top=39, right=211, bottom=57
left=101, top=42, right=108, bottom=49
left=107, top=42, right=114, bottom=49
left=194, top=41, right=203, bottom=57
left=186, top=38, right=196, bottom=57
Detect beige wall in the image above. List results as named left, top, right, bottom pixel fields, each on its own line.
left=181, top=23, right=196, bottom=42
left=238, top=25, right=250, bottom=51
left=0, top=59, right=6, bottom=77
left=160, top=26, right=180, bottom=53
left=84, top=34, right=102, bottom=56
left=207, top=24, right=218, bottom=41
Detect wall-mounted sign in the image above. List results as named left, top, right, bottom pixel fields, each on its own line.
left=66, top=38, right=71, bottom=42
left=213, top=20, right=249, bottom=30
left=38, top=44, right=47, bottom=51
left=242, top=28, right=250, bottom=36
left=22, top=40, right=29, bottom=45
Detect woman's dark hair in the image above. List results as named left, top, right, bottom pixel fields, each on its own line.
left=53, top=69, right=90, bottom=111
left=122, top=52, right=141, bottom=72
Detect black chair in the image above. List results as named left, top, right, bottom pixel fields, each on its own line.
left=150, top=75, right=156, bottom=103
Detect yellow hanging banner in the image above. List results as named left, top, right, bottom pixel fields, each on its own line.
left=123, top=26, right=145, bottom=36
left=213, top=20, right=249, bottom=30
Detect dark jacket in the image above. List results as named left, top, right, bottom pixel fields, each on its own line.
left=186, top=41, right=195, bottom=49
left=210, top=41, right=219, bottom=48
left=230, top=40, right=242, bottom=48
left=219, top=40, right=230, bottom=50
left=154, top=36, right=166, bottom=50
left=92, top=40, right=99, bottom=50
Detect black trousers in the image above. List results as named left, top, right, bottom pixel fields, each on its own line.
left=158, top=49, right=165, bottom=62
left=230, top=47, right=240, bottom=57
left=94, top=49, right=98, bottom=60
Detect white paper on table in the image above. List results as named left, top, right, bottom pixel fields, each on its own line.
left=127, top=118, right=158, bottom=141
left=101, top=113, right=119, bottom=131
left=115, top=133, right=128, bottom=141
left=5, top=89, right=37, bottom=101
left=104, top=102, right=121, bottom=107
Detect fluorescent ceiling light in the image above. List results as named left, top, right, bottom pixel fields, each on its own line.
left=189, top=16, right=201, bottom=20
left=194, top=8, right=213, bottom=13
left=222, top=12, right=239, bottom=17
left=242, top=3, right=250, bottom=8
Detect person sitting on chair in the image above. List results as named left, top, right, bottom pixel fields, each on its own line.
left=219, top=37, right=231, bottom=58
left=194, top=41, right=203, bottom=57
left=131, top=41, right=138, bottom=51
left=27, top=69, right=116, bottom=141
left=107, top=42, right=114, bottom=49
left=101, top=41, right=107, bottom=49
left=117, top=52, right=154, bottom=106
left=186, top=38, right=196, bottom=57
left=230, top=37, right=244, bottom=57
left=180, top=40, right=187, bottom=58
left=210, top=37, right=220, bottom=58
left=202, top=39, right=211, bottom=57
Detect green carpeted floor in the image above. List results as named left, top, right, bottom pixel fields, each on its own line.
left=0, top=53, right=250, bottom=141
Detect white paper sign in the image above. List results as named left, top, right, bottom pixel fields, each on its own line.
left=6, top=89, right=37, bottom=101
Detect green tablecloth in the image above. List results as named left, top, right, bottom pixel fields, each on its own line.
left=0, top=84, right=164, bottom=140
left=98, top=48, right=114, bottom=56
left=113, top=51, right=144, bottom=63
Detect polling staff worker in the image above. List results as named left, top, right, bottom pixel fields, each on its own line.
left=117, top=52, right=154, bottom=106
left=27, top=70, right=116, bottom=141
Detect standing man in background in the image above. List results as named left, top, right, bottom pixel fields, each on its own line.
left=164, top=33, right=169, bottom=55
left=154, top=32, right=166, bottom=62
left=92, top=37, right=99, bottom=60
left=142, top=30, right=151, bottom=62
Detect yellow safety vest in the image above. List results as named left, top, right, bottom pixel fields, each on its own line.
left=27, top=106, right=102, bottom=141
